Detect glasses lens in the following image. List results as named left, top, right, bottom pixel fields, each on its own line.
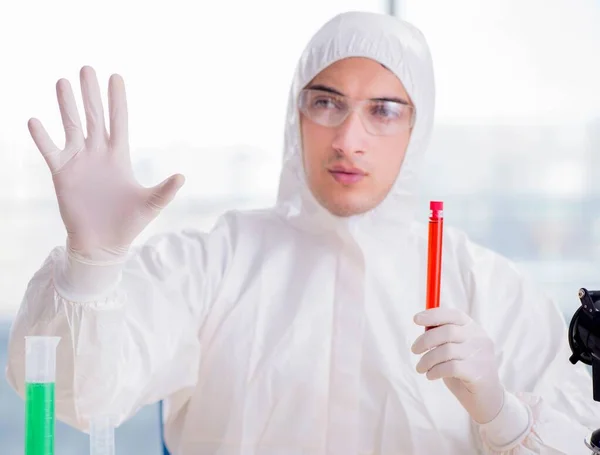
left=298, top=89, right=348, bottom=127
left=361, top=100, right=414, bottom=135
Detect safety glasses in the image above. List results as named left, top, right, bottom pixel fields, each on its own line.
left=298, top=88, right=415, bottom=136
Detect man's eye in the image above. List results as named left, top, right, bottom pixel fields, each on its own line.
left=313, top=97, right=342, bottom=109
left=372, top=103, right=399, bottom=118
left=370, top=102, right=409, bottom=121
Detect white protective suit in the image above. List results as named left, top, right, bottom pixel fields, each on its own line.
left=6, top=11, right=600, bottom=455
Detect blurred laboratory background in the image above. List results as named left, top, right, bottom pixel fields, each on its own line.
left=1, top=0, right=599, bottom=453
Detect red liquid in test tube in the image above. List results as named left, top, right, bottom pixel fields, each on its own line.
left=426, top=201, right=444, bottom=311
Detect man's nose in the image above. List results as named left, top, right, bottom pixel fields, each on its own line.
left=331, top=111, right=369, bottom=157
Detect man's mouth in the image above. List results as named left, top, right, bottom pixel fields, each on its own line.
left=328, top=166, right=367, bottom=185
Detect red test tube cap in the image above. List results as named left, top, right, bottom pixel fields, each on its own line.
left=430, top=201, right=443, bottom=211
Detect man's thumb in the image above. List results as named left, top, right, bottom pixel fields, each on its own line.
left=146, top=173, right=185, bottom=211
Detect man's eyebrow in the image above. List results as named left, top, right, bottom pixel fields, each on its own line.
left=306, top=84, right=410, bottom=105
left=371, top=96, right=410, bottom=105
left=306, top=84, right=345, bottom=96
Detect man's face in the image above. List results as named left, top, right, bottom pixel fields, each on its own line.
left=299, top=57, right=414, bottom=217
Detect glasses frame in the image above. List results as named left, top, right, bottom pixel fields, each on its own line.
left=298, top=88, right=416, bottom=136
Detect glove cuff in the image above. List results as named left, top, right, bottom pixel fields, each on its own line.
left=479, top=390, right=533, bottom=451
left=53, top=249, right=126, bottom=302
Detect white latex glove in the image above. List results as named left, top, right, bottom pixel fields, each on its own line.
left=411, top=307, right=505, bottom=424
left=28, top=66, right=184, bottom=265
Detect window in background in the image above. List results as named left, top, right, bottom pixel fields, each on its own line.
left=397, top=0, right=600, bottom=316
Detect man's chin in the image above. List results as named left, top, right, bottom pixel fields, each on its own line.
left=322, top=198, right=378, bottom=218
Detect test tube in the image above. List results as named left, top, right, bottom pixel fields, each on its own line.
left=90, top=415, right=116, bottom=455
left=426, top=201, right=444, bottom=311
left=25, top=336, right=60, bottom=455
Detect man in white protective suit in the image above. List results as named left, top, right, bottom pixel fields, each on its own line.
left=6, top=10, right=600, bottom=455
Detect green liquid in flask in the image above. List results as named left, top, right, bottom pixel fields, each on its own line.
left=25, top=382, right=55, bottom=455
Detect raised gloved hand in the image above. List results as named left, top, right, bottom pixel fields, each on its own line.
left=411, top=307, right=505, bottom=424
left=28, top=66, right=184, bottom=265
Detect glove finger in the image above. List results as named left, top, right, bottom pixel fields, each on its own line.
left=108, top=73, right=129, bottom=150
left=56, top=78, right=84, bottom=149
left=414, top=307, right=471, bottom=328
left=412, top=323, right=468, bottom=354
left=28, top=118, right=61, bottom=173
left=80, top=66, right=108, bottom=143
left=145, top=174, right=185, bottom=213
left=426, top=358, right=475, bottom=382
left=416, top=342, right=472, bottom=374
